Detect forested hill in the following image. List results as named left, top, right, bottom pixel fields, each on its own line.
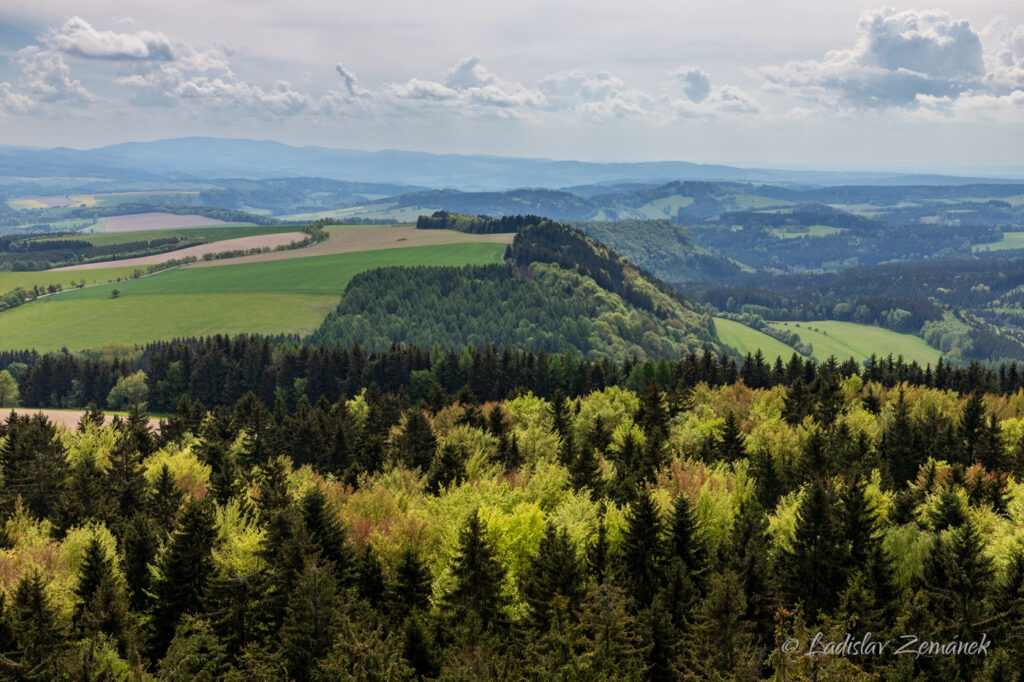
left=310, top=220, right=720, bottom=360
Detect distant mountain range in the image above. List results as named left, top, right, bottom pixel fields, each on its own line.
left=0, top=137, right=1018, bottom=192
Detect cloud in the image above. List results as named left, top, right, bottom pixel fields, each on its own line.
left=673, top=66, right=712, bottom=103
left=386, top=57, right=546, bottom=116
left=335, top=63, right=369, bottom=98
left=0, top=82, right=35, bottom=116
left=445, top=56, right=498, bottom=89
left=760, top=7, right=1019, bottom=112
left=17, top=47, right=96, bottom=105
left=45, top=16, right=173, bottom=61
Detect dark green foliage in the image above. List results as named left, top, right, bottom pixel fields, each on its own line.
left=0, top=412, right=68, bottom=521
left=521, top=522, right=586, bottom=632
left=150, top=498, right=219, bottom=656
left=778, top=478, right=847, bottom=623
left=621, top=489, right=665, bottom=607
left=122, top=513, right=159, bottom=613
left=717, top=411, right=746, bottom=462
left=280, top=561, right=340, bottom=682
left=391, top=548, right=433, bottom=620
left=148, top=463, right=183, bottom=532
left=426, top=443, right=466, bottom=494
left=441, top=510, right=510, bottom=631
left=667, top=492, right=706, bottom=588
left=158, top=616, right=228, bottom=681
left=300, top=486, right=356, bottom=585
left=394, top=409, right=437, bottom=470
left=73, top=538, right=113, bottom=629
left=10, top=570, right=63, bottom=677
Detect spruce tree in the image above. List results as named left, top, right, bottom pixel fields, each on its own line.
left=621, top=489, right=665, bottom=607
left=717, top=412, right=746, bottom=462
left=122, top=513, right=159, bottom=612
left=394, top=409, right=437, bottom=471
left=280, top=561, right=340, bottom=682
left=667, top=492, right=707, bottom=587
left=959, top=391, right=987, bottom=465
left=687, top=571, right=752, bottom=678
left=727, top=498, right=775, bottom=659
left=426, top=443, right=466, bottom=494
left=778, top=478, right=847, bottom=622
left=150, top=498, right=219, bottom=656
left=586, top=512, right=611, bottom=584
left=148, top=463, right=183, bottom=533
left=441, top=510, right=510, bottom=631
left=521, top=522, right=586, bottom=633
left=73, top=537, right=114, bottom=629
left=300, top=486, right=356, bottom=585
left=10, top=570, right=63, bottom=677
left=391, top=547, right=433, bottom=619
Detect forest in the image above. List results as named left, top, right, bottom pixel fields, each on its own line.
left=2, top=350, right=1024, bottom=678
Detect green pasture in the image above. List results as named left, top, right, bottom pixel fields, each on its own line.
left=0, top=265, right=146, bottom=294
left=768, top=320, right=940, bottom=366
left=33, top=224, right=300, bottom=246
left=973, top=232, right=1024, bottom=253
left=713, top=317, right=800, bottom=361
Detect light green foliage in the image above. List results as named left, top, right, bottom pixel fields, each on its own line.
left=106, top=370, right=149, bottom=409
left=766, top=486, right=805, bottom=557
left=573, top=385, right=638, bottom=439
left=213, top=498, right=266, bottom=575
left=437, top=424, right=497, bottom=480
left=0, top=369, right=19, bottom=407
left=668, top=406, right=723, bottom=457
left=63, top=424, right=118, bottom=469
left=713, top=317, right=797, bottom=362
left=143, top=440, right=212, bottom=500
left=883, top=523, right=935, bottom=593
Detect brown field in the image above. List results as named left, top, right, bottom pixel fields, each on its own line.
left=4, top=408, right=162, bottom=431
left=189, top=225, right=514, bottom=268
left=103, top=212, right=231, bottom=232
left=52, top=232, right=307, bottom=271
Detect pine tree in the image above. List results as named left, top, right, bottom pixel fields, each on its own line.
left=521, top=522, right=586, bottom=633
left=880, top=388, right=920, bottom=487
left=280, top=561, right=340, bottom=682
left=621, top=489, right=665, bottom=607
left=577, top=581, right=643, bottom=680
left=717, top=412, right=746, bottom=462
left=158, top=616, right=228, bottom=681
left=391, top=547, right=433, bottom=620
left=148, top=463, right=183, bottom=533
left=354, top=544, right=388, bottom=608
left=106, top=436, right=146, bottom=522
left=782, top=378, right=810, bottom=425
left=78, top=403, right=106, bottom=431
left=0, top=413, right=68, bottom=521
left=586, top=512, right=611, bottom=584
left=441, top=510, right=510, bottom=631
left=58, top=451, right=113, bottom=533
left=778, top=478, right=847, bottom=623
left=73, top=537, right=114, bottom=629
left=255, top=456, right=291, bottom=524
left=569, top=445, right=604, bottom=496
left=150, top=498, right=219, bottom=657
left=426, top=443, right=466, bottom=494
left=959, top=391, right=987, bottom=465
left=10, top=570, right=63, bottom=677
left=922, top=516, right=994, bottom=634
left=549, top=389, right=571, bottom=437
left=122, top=513, right=159, bottom=612
left=300, top=486, right=356, bottom=585
left=929, top=486, right=967, bottom=531
left=687, top=571, right=753, bottom=678
left=727, top=498, right=775, bottom=664
left=394, top=409, right=437, bottom=470
left=667, top=492, right=706, bottom=588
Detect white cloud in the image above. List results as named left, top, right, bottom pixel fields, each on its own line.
left=761, top=6, right=1024, bottom=117
left=46, top=15, right=173, bottom=60
left=0, top=82, right=36, bottom=116
left=17, top=46, right=96, bottom=105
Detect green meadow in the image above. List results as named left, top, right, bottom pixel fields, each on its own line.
left=713, top=317, right=801, bottom=361
left=973, top=231, right=1024, bottom=252
left=36, top=223, right=299, bottom=246
left=769, top=320, right=940, bottom=366
left=0, top=242, right=507, bottom=351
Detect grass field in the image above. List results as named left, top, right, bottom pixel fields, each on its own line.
left=35, top=224, right=299, bottom=246
left=713, top=317, right=800, bottom=361
left=768, top=320, right=940, bottom=366
left=973, top=232, right=1024, bottom=252
left=0, top=294, right=340, bottom=352
left=769, top=225, right=844, bottom=239
left=0, top=242, right=507, bottom=351
left=0, top=264, right=149, bottom=294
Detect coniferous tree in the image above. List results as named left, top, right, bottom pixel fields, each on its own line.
left=73, top=537, right=114, bottom=629
left=391, top=548, right=433, bottom=620
left=255, top=456, right=291, bottom=523
left=778, top=478, right=847, bottom=623
left=0, top=413, right=68, bottom=521
left=667, top=492, right=706, bottom=588
left=58, top=451, right=113, bottom=533
left=394, top=409, right=437, bottom=470
left=621, top=489, right=665, bottom=607
left=717, top=412, right=746, bottom=462
left=150, top=498, right=219, bottom=656
left=122, top=513, right=159, bottom=613
left=569, top=445, right=604, bottom=496
left=441, top=510, right=510, bottom=632
left=521, top=522, right=586, bottom=633
left=929, top=486, right=967, bottom=531
left=727, top=497, right=775, bottom=666
left=280, top=561, right=340, bottom=682
left=959, top=391, right=987, bottom=465
left=300, top=486, right=356, bottom=585
left=687, top=571, right=753, bottom=679
left=10, top=570, right=63, bottom=677
left=354, top=543, right=388, bottom=608
left=148, top=463, right=183, bottom=533
left=426, top=443, right=466, bottom=494
left=586, top=512, right=611, bottom=584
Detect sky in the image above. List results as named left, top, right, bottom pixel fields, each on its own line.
left=0, top=1, right=1022, bottom=173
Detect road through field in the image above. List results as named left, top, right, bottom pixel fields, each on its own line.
left=52, top=232, right=307, bottom=271
left=188, top=225, right=513, bottom=267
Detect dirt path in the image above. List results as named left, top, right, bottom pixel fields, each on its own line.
left=52, top=232, right=307, bottom=271
left=188, top=226, right=514, bottom=268
left=4, top=408, right=163, bottom=430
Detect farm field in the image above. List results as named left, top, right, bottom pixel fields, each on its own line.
left=0, top=241, right=508, bottom=351
left=52, top=231, right=306, bottom=270
left=102, top=212, right=239, bottom=232
left=768, top=225, right=844, bottom=239
left=973, top=231, right=1024, bottom=252
left=0, top=293, right=340, bottom=352
left=768, top=319, right=941, bottom=366
left=37, top=224, right=298, bottom=245
left=188, top=225, right=513, bottom=267
left=0, top=264, right=147, bottom=294
left=713, top=317, right=800, bottom=361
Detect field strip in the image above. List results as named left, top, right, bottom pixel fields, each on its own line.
left=188, top=225, right=514, bottom=267
left=2, top=408, right=162, bottom=430
left=103, top=212, right=234, bottom=232
left=51, top=232, right=307, bottom=271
